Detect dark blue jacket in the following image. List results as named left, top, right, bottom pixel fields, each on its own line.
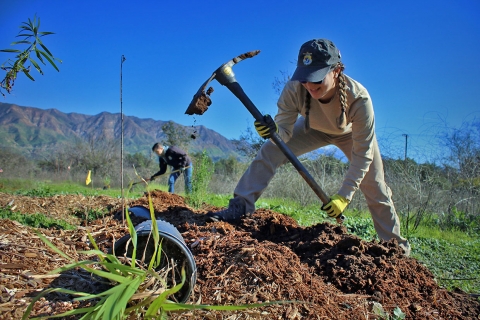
left=152, top=146, right=191, bottom=178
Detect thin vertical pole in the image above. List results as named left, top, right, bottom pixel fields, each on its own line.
left=402, top=134, right=408, bottom=162
left=120, top=55, right=126, bottom=224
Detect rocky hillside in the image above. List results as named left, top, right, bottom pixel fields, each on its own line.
left=0, top=103, right=241, bottom=160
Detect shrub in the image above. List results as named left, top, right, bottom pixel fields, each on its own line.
left=187, top=150, right=214, bottom=208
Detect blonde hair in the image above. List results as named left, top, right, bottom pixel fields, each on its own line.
left=336, top=62, right=348, bottom=130
left=303, top=62, right=348, bottom=132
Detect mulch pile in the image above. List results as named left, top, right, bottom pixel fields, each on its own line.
left=0, top=190, right=479, bottom=319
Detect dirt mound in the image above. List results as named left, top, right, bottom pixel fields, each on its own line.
left=0, top=190, right=478, bottom=319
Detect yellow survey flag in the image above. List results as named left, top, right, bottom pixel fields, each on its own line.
left=86, top=170, right=92, bottom=185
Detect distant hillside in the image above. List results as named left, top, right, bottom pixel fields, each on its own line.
left=0, top=103, right=241, bottom=160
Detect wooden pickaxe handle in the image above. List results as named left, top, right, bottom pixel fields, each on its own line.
left=228, top=82, right=344, bottom=224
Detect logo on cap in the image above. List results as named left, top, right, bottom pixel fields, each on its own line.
left=303, top=52, right=312, bottom=66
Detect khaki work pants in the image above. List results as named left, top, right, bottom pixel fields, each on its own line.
left=233, top=117, right=411, bottom=255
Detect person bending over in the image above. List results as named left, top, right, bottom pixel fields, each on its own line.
left=150, top=143, right=193, bottom=194
left=207, top=38, right=411, bottom=256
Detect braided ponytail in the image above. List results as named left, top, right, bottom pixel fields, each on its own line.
left=336, top=62, right=348, bottom=130
left=304, top=91, right=311, bottom=132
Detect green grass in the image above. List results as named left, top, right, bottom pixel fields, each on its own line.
left=410, top=224, right=475, bottom=244
left=195, top=193, right=231, bottom=207
left=0, top=178, right=146, bottom=198
left=411, top=237, right=480, bottom=293
left=72, top=207, right=109, bottom=223
left=0, top=208, right=76, bottom=230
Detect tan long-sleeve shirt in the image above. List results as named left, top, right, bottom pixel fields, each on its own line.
left=275, top=76, right=376, bottom=200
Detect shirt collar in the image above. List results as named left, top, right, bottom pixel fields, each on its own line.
left=160, top=145, right=169, bottom=157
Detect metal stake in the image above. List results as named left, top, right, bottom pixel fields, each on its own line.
left=120, top=55, right=126, bottom=224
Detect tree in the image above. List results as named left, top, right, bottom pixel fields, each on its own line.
left=0, top=147, right=34, bottom=178
left=233, top=126, right=265, bottom=160
left=272, top=70, right=291, bottom=97
left=442, top=121, right=480, bottom=189
left=214, top=155, right=242, bottom=177
left=186, top=150, right=214, bottom=208
left=233, top=69, right=292, bottom=160
left=161, top=121, right=191, bottom=150
left=58, top=135, right=119, bottom=182
left=124, top=152, right=154, bottom=170
left=440, top=120, right=480, bottom=218
left=1, top=15, right=61, bottom=96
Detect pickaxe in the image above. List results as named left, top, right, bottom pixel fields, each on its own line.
left=185, top=51, right=344, bottom=223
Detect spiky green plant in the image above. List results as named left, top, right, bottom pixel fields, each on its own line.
left=1, top=15, right=61, bottom=96
left=22, top=183, right=293, bottom=319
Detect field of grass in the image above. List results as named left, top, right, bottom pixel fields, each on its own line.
left=1, top=178, right=479, bottom=295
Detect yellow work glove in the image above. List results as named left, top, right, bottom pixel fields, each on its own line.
left=254, top=114, right=278, bottom=139
left=321, top=194, right=349, bottom=218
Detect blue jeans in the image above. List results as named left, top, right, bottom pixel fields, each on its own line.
left=168, top=165, right=193, bottom=194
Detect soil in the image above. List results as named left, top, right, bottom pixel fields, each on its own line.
left=0, top=190, right=479, bottom=319
left=185, top=86, right=213, bottom=116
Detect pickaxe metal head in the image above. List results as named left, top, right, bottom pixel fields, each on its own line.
left=185, top=50, right=260, bottom=116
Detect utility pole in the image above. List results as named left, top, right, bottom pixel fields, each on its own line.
left=402, top=134, right=408, bottom=162
left=120, top=55, right=126, bottom=224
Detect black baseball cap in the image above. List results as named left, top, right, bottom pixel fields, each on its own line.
left=291, top=39, right=341, bottom=83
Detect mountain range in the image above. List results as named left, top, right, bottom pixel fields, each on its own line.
left=0, top=102, right=241, bottom=160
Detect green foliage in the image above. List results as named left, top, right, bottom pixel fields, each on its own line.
left=186, top=150, right=214, bottom=208
left=0, top=208, right=75, bottom=230
left=411, top=237, right=480, bottom=293
left=343, top=216, right=377, bottom=240
left=73, top=207, right=109, bottom=223
left=125, top=152, right=154, bottom=169
left=214, top=155, right=243, bottom=176
left=440, top=207, right=480, bottom=233
left=15, top=184, right=57, bottom=197
left=415, top=206, right=480, bottom=235
left=371, top=302, right=406, bottom=319
left=1, top=15, right=61, bottom=96
left=410, top=224, right=471, bottom=244
left=393, top=307, right=407, bottom=319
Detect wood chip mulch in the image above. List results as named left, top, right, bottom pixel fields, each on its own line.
left=0, top=190, right=479, bottom=319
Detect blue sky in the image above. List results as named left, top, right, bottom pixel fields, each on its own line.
left=1, top=0, right=479, bottom=163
